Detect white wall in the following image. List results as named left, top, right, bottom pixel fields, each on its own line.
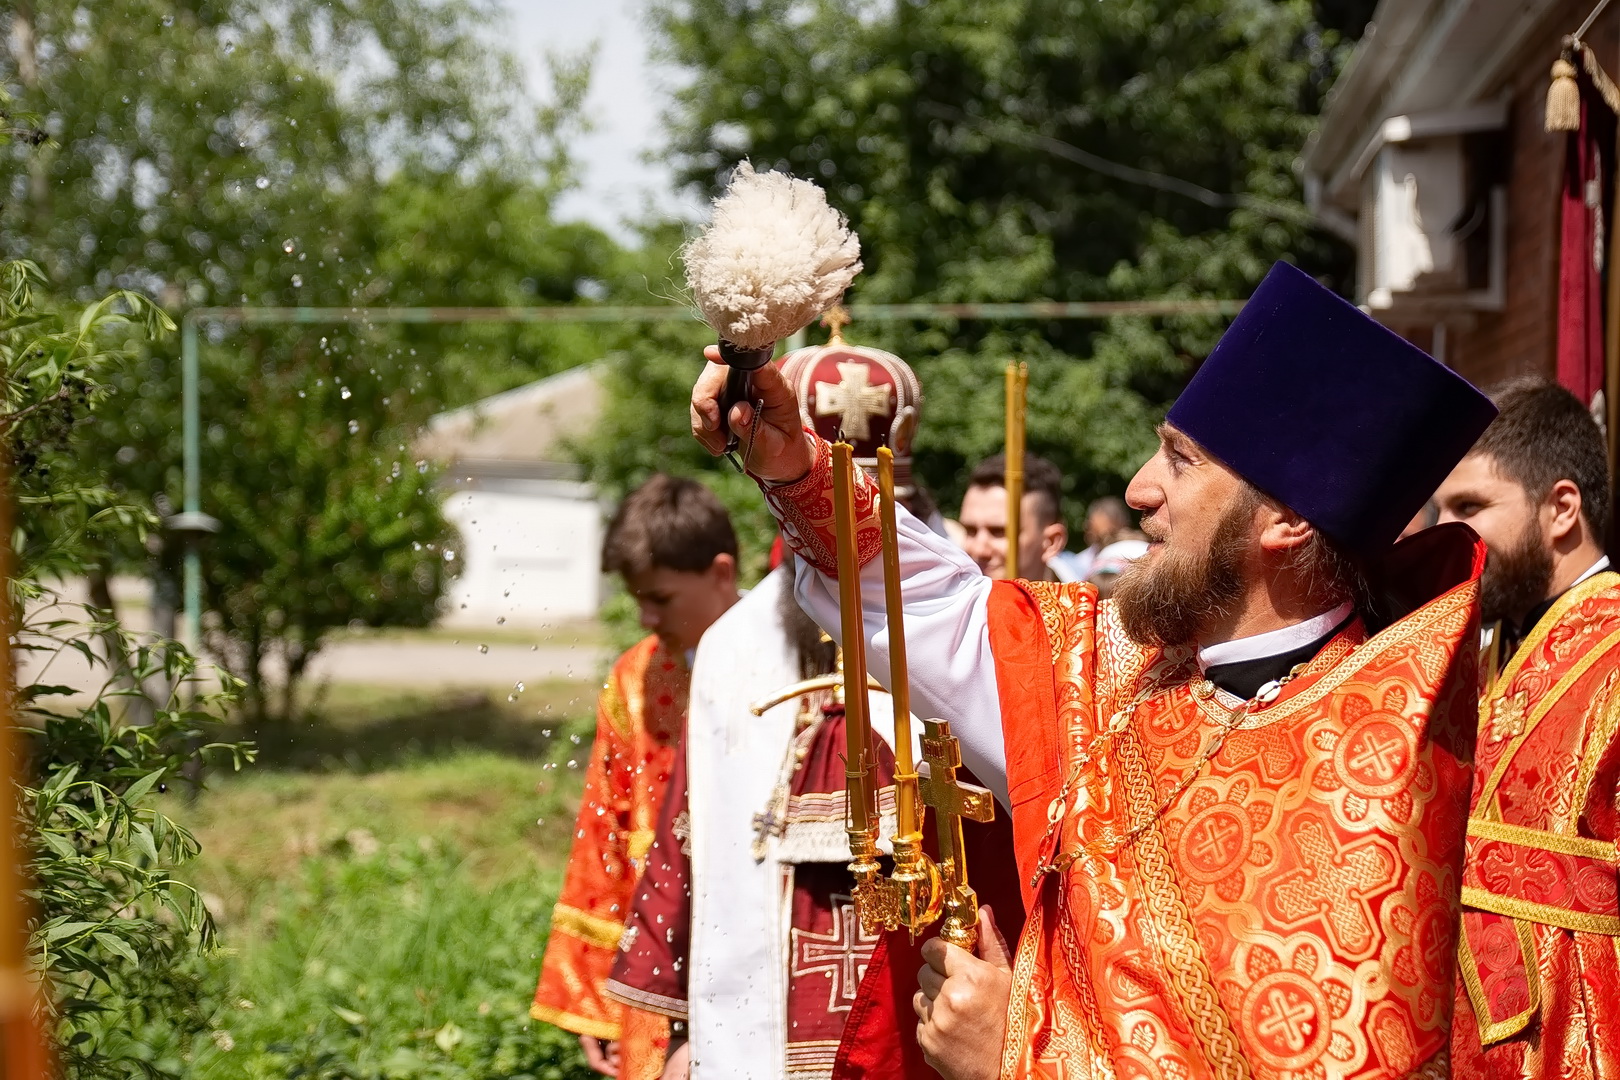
left=439, top=481, right=602, bottom=627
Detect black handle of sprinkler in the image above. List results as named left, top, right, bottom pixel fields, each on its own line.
left=717, top=339, right=777, bottom=456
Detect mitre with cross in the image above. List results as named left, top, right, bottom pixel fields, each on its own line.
left=778, top=308, right=925, bottom=495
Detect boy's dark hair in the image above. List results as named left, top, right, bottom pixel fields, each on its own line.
left=1475, top=378, right=1611, bottom=547
left=602, top=474, right=738, bottom=576
left=968, top=453, right=1064, bottom=526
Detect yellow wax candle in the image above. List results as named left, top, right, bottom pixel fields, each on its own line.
left=831, top=442, right=875, bottom=834
left=875, top=447, right=918, bottom=839
left=1004, top=362, right=1028, bottom=580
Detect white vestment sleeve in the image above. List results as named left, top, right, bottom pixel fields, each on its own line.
left=787, top=502, right=1009, bottom=807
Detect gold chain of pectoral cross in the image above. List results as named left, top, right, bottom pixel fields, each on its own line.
left=1030, top=667, right=1305, bottom=885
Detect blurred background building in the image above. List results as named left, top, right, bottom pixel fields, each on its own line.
left=1305, top=0, right=1618, bottom=390
left=416, top=364, right=607, bottom=627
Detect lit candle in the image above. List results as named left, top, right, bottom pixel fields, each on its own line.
left=875, top=447, right=919, bottom=840
left=832, top=442, right=875, bottom=835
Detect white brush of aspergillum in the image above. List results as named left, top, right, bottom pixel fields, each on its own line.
left=682, top=161, right=862, bottom=455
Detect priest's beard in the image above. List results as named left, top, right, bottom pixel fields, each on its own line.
left=778, top=576, right=838, bottom=678
left=1481, top=518, right=1554, bottom=625
left=1114, top=497, right=1254, bottom=649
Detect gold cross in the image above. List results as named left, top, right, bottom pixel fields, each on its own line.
left=821, top=305, right=851, bottom=344
left=815, top=362, right=892, bottom=442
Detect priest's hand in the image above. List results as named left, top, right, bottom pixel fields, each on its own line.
left=914, top=907, right=1013, bottom=1080
left=690, top=345, right=815, bottom=482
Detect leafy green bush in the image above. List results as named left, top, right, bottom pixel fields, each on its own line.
left=4, top=257, right=252, bottom=1077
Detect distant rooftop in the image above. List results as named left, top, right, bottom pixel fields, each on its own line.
left=417, top=362, right=604, bottom=465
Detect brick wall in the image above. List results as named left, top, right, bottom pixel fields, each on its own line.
left=1395, top=3, right=1620, bottom=390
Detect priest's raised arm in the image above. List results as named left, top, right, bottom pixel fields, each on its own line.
left=690, top=349, right=1010, bottom=806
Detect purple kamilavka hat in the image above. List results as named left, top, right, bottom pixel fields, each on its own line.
left=1166, top=261, right=1497, bottom=556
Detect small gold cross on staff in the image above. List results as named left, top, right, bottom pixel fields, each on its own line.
left=821, top=305, right=852, bottom=344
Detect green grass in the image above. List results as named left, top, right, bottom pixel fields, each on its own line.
left=146, top=690, right=603, bottom=1079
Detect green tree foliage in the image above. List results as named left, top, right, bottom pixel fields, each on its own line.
left=620, top=0, right=1357, bottom=521
left=2, top=257, right=253, bottom=1077
left=1, top=1, right=636, bottom=722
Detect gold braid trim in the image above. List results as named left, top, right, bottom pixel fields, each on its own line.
left=529, top=1001, right=622, bottom=1040
left=1461, top=885, right=1620, bottom=936
left=1467, top=817, right=1619, bottom=860
left=550, top=903, right=627, bottom=951
left=1477, top=573, right=1620, bottom=749
left=602, top=676, right=633, bottom=741
left=1456, top=916, right=1541, bottom=1046
left=1112, top=726, right=1253, bottom=1080
left=1477, top=624, right=1620, bottom=813
left=1574, top=668, right=1620, bottom=824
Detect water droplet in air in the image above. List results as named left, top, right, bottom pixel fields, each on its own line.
left=530, top=645, right=538, bottom=652
left=347, top=419, right=359, bottom=434
left=567, top=759, right=578, bottom=769
left=340, top=386, right=352, bottom=400
left=496, top=616, right=506, bottom=625
left=162, top=13, right=174, bottom=25
left=445, top=550, right=457, bottom=563
left=255, top=176, right=269, bottom=189
left=416, top=460, right=429, bottom=474
left=283, top=239, right=296, bottom=254
left=291, top=274, right=302, bottom=287
left=477, top=643, right=488, bottom=653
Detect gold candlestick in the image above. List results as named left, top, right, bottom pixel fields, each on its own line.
left=832, top=442, right=894, bottom=933
left=1004, top=362, right=1028, bottom=580
left=876, top=447, right=940, bottom=934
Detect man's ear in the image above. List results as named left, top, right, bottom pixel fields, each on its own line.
left=1544, top=479, right=1586, bottom=546
left=1041, top=520, right=1068, bottom=563
left=1258, top=505, right=1314, bottom=555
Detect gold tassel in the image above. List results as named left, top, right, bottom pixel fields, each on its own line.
left=1548, top=56, right=1582, bottom=132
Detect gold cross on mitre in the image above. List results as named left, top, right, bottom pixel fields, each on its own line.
left=821, top=304, right=852, bottom=344
left=816, top=363, right=892, bottom=442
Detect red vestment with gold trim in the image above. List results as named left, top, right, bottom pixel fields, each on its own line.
left=1452, top=571, right=1620, bottom=1080
left=532, top=635, right=684, bottom=1080
left=761, top=438, right=1483, bottom=1078
left=983, top=530, right=1483, bottom=1080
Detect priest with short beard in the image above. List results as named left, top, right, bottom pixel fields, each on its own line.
left=1433, top=378, right=1619, bottom=1080
left=689, top=262, right=1499, bottom=1080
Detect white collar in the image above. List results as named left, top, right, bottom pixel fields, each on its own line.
left=1197, top=601, right=1354, bottom=672
left=1572, top=555, right=1612, bottom=587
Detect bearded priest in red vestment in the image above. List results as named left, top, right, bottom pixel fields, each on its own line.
left=605, top=332, right=1025, bottom=1080
left=1434, top=379, right=1620, bottom=1080
left=690, top=261, right=1499, bottom=1080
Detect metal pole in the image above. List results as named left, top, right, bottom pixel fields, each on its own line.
left=181, top=316, right=201, bottom=651
left=176, top=296, right=1243, bottom=650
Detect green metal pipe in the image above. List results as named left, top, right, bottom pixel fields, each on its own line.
left=176, top=296, right=1242, bottom=650
left=181, top=318, right=201, bottom=650
left=181, top=297, right=1241, bottom=326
